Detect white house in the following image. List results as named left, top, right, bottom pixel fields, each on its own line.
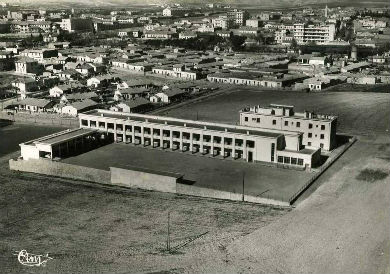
left=60, top=99, right=98, bottom=116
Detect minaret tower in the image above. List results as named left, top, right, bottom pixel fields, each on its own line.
left=325, top=4, right=328, bottom=18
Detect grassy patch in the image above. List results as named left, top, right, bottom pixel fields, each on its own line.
left=356, top=168, right=389, bottom=182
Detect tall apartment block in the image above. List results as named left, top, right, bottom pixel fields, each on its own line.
left=240, top=104, right=337, bottom=151
left=293, top=23, right=336, bottom=44
left=227, top=9, right=250, bottom=27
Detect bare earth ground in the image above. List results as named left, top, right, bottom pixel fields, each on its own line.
left=0, top=89, right=389, bottom=273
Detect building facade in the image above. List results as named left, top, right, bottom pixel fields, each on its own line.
left=77, top=109, right=321, bottom=168
left=239, top=104, right=337, bottom=151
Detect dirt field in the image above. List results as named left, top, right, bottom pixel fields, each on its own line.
left=63, top=143, right=313, bottom=202
left=0, top=151, right=288, bottom=274
left=0, top=123, right=67, bottom=157
left=163, top=90, right=390, bottom=137
left=326, top=83, right=390, bottom=93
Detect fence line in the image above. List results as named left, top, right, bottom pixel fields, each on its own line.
left=288, top=136, right=357, bottom=204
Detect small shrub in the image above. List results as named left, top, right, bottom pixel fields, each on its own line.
left=356, top=168, right=389, bottom=182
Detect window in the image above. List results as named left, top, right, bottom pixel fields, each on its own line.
left=296, top=122, right=300, bottom=128
left=320, top=143, right=324, bottom=148
left=246, top=140, right=255, bottom=148
left=291, top=157, right=297, bottom=165
left=257, top=118, right=260, bottom=123
left=81, top=119, right=88, bottom=126
left=277, top=156, right=283, bottom=163
left=272, top=120, right=276, bottom=125
left=244, top=116, right=248, bottom=122
left=321, top=125, right=325, bottom=130
left=271, top=143, right=275, bottom=162
left=298, top=158, right=304, bottom=165
left=320, top=134, right=324, bottom=139
left=309, top=123, right=313, bottom=129
left=308, top=142, right=312, bottom=146
left=284, top=157, right=290, bottom=164
left=284, top=121, right=288, bottom=126
left=308, top=133, right=312, bottom=138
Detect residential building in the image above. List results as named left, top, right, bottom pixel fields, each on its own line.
left=227, top=9, right=249, bottom=26
left=212, top=16, right=233, bottom=29
left=246, top=19, right=260, bottom=28
left=110, top=98, right=152, bottom=113
left=60, top=18, right=94, bottom=33
left=60, top=99, right=98, bottom=116
left=15, top=57, right=43, bottom=75
left=15, top=98, right=54, bottom=113
left=151, top=89, right=188, bottom=103
left=152, top=65, right=202, bottom=80
left=293, top=23, right=336, bottom=44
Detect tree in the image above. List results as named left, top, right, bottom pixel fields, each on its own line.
left=228, top=35, right=246, bottom=51
left=290, top=38, right=299, bottom=50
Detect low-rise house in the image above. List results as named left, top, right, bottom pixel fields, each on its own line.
left=87, top=75, right=115, bottom=87
left=346, top=73, right=377, bottom=85
left=111, top=59, right=152, bottom=72
left=298, top=54, right=330, bottom=66
left=11, top=78, right=37, bottom=93
left=234, top=27, right=261, bottom=36
left=151, top=64, right=202, bottom=80
left=60, top=91, right=99, bottom=104
left=110, top=97, right=152, bottom=113
left=75, top=63, right=95, bottom=76
left=179, top=31, right=197, bottom=39
left=49, top=83, right=83, bottom=97
left=114, top=87, right=149, bottom=101
left=89, top=63, right=106, bottom=73
left=59, top=99, right=98, bottom=116
left=216, top=30, right=233, bottom=38
left=151, top=88, right=188, bottom=103
left=207, top=72, right=303, bottom=88
left=15, top=98, right=54, bottom=112
left=58, top=69, right=80, bottom=80
left=20, top=48, right=58, bottom=62
left=143, top=30, right=176, bottom=39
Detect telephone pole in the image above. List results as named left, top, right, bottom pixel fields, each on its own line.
left=166, top=211, right=171, bottom=252
left=242, top=172, right=245, bottom=202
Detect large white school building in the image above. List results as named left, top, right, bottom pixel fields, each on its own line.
left=76, top=109, right=321, bottom=168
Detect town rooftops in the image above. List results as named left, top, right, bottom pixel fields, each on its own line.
left=118, top=87, right=149, bottom=94
left=119, top=98, right=151, bottom=108
left=56, top=83, right=83, bottom=90
left=63, top=92, right=98, bottom=101
left=68, top=99, right=98, bottom=111
left=161, top=88, right=187, bottom=97
left=17, top=98, right=52, bottom=108
left=16, top=57, right=36, bottom=63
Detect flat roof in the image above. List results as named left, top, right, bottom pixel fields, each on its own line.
left=25, top=128, right=97, bottom=146
left=81, top=110, right=283, bottom=139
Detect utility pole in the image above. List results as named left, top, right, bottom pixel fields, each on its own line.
left=242, top=172, right=245, bottom=202
left=166, top=211, right=171, bottom=252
